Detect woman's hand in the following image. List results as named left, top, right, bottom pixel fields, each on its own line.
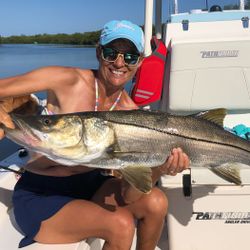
left=152, top=148, right=190, bottom=183
left=0, top=95, right=39, bottom=139
left=0, top=98, right=16, bottom=139
left=161, top=147, right=190, bottom=176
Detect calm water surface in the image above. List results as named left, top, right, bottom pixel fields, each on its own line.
left=0, top=44, right=99, bottom=160
left=0, top=44, right=98, bottom=77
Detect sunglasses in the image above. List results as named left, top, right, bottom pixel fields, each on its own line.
left=101, top=46, right=141, bottom=66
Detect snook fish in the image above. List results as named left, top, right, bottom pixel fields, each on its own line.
left=2, top=109, right=250, bottom=193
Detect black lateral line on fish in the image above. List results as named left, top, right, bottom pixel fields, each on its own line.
left=108, top=119, right=250, bottom=155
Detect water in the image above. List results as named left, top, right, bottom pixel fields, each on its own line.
left=0, top=44, right=99, bottom=160
left=0, top=44, right=98, bottom=76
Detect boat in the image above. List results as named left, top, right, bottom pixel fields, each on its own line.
left=1, top=0, right=250, bottom=249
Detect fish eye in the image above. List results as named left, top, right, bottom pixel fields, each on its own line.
left=42, top=118, right=52, bottom=126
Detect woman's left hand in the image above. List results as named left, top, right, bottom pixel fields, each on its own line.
left=159, top=147, right=190, bottom=176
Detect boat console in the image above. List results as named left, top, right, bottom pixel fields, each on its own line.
left=161, top=10, right=250, bottom=114
left=157, top=8, right=250, bottom=250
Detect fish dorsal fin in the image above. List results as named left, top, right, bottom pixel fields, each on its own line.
left=195, top=108, right=227, bottom=127
left=119, top=166, right=152, bottom=194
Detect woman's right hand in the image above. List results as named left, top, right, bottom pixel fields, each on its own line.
left=0, top=99, right=15, bottom=139
left=0, top=95, right=38, bottom=139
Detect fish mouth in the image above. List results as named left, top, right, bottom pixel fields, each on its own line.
left=12, top=117, right=41, bottom=146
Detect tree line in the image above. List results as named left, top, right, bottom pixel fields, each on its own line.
left=0, top=30, right=101, bottom=45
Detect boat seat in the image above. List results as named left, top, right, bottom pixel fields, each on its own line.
left=7, top=207, right=101, bottom=250
left=20, top=242, right=90, bottom=250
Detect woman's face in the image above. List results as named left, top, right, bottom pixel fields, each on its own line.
left=97, top=39, right=143, bottom=89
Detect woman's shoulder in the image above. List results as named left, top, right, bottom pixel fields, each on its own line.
left=74, top=68, right=96, bottom=85
left=43, top=66, right=94, bottom=84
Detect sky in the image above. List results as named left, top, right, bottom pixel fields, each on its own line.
left=0, top=0, right=240, bottom=37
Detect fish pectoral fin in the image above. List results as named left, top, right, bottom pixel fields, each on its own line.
left=119, top=166, right=152, bottom=194
left=209, top=163, right=242, bottom=185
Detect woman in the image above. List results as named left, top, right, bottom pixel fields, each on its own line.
left=0, top=20, right=189, bottom=250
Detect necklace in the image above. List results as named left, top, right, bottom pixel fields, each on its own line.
left=94, top=80, right=123, bottom=111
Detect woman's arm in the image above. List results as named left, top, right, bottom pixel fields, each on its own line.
left=0, top=66, right=82, bottom=138
left=0, top=66, right=80, bottom=98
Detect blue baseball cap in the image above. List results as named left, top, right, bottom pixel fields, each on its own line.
left=100, top=20, right=144, bottom=53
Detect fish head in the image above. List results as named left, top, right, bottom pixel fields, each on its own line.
left=6, top=113, right=115, bottom=163
left=82, top=117, right=115, bottom=152
left=7, top=114, right=83, bottom=151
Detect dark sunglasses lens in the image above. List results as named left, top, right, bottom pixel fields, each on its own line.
left=124, top=53, right=140, bottom=65
left=102, top=47, right=140, bottom=65
left=102, top=48, right=117, bottom=61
